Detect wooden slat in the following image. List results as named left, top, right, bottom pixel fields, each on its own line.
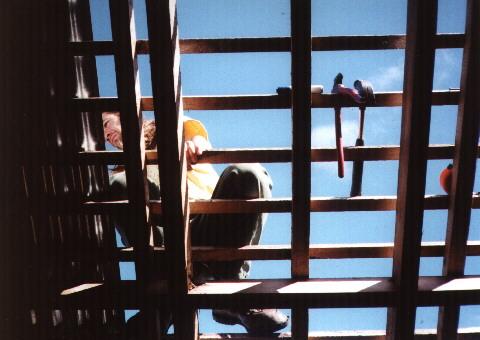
left=52, top=276, right=480, bottom=309
left=44, top=241, right=480, bottom=263
left=70, top=90, right=459, bottom=112
left=387, top=0, right=438, bottom=338
left=57, top=280, right=168, bottom=309
left=145, top=0, right=197, bottom=338
left=188, top=276, right=480, bottom=309
left=109, top=0, right=152, bottom=308
left=78, top=144, right=480, bottom=165
left=192, top=241, right=480, bottom=262
left=181, top=90, right=458, bottom=111
left=78, top=193, right=480, bottom=216
left=438, top=1, right=480, bottom=338
left=68, top=33, right=464, bottom=56
left=72, top=97, right=119, bottom=112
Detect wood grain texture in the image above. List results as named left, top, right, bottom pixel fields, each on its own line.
left=68, top=33, right=464, bottom=56
left=70, top=90, right=459, bottom=112
left=387, top=0, right=438, bottom=338
left=145, top=0, right=197, bottom=337
left=437, top=0, right=480, bottom=338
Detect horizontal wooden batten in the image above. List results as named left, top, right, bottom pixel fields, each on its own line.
left=71, top=90, right=459, bottom=112
left=68, top=33, right=464, bottom=56
left=78, top=144, right=479, bottom=165
left=180, top=91, right=459, bottom=111
left=114, top=241, right=480, bottom=262
left=43, top=241, right=480, bottom=263
left=189, top=276, right=480, bottom=309
left=78, top=194, right=480, bottom=215
left=52, top=276, right=480, bottom=309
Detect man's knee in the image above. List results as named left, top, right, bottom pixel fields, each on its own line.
left=110, top=171, right=160, bottom=200
left=216, top=164, right=272, bottom=199
left=109, top=171, right=128, bottom=199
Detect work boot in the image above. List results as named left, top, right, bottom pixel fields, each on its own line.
left=212, top=308, right=288, bottom=335
left=126, top=310, right=172, bottom=340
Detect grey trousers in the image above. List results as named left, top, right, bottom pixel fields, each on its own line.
left=110, top=163, right=272, bottom=281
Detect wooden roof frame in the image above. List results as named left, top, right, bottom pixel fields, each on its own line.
left=3, top=0, right=480, bottom=339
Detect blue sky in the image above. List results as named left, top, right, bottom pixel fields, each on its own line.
left=89, top=0, right=479, bottom=333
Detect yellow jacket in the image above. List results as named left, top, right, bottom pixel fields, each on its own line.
left=145, top=117, right=218, bottom=200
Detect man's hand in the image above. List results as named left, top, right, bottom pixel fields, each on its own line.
left=185, top=135, right=211, bottom=168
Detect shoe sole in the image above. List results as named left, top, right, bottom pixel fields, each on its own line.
left=212, top=310, right=289, bottom=334
left=212, top=310, right=238, bottom=325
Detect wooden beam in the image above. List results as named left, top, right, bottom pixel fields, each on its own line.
left=189, top=276, right=480, bottom=309
left=78, top=193, right=480, bottom=216
left=40, top=241, right=480, bottom=263
left=56, top=280, right=168, bottom=309
left=290, top=0, right=311, bottom=280
left=290, top=1, right=312, bottom=337
left=180, top=91, right=458, bottom=111
left=49, top=276, right=480, bottom=309
left=437, top=0, right=480, bottom=338
left=145, top=0, right=197, bottom=338
left=109, top=0, right=152, bottom=319
left=70, top=90, right=460, bottom=112
left=387, top=0, right=438, bottom=338
left=68, top=33, right=464, bottom=56
left=77, top=144, right=480, bottom=165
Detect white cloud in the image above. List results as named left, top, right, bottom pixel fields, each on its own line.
left=435, top=49, right=457, bottom=83
left=369, top=64, right=404, bottom=91
left=312, top=120, right=358, bottom=175
left=312, top=119, right=358, bottom=148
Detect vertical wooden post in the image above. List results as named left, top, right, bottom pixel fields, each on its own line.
left=386, top=0, right=437, bottom=339
left=437, top=0, right=480, bottom=338
left=108, top=2, right=158, bottom=338
left=291, top=0, right=311, bottom=338
left=109, top=0, right=150, bottom=287
left=145, top=0, right=197, bottom=338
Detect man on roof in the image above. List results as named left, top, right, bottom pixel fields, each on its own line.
left=102, top=112, right=289, bottom=336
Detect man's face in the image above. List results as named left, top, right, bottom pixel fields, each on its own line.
left=102, top=112, right=123, bottom=149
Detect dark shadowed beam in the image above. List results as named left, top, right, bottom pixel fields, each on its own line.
left=437, top=0, right=480, bottom=338
left=386, top=0, right=438, bottom=339
left=73, top=193, right=480, bottom=217
left=79, top=193, right=480, bottom=216
left=77, top=144, right=479, bottom=166
left=123, top=241, right=480, bottom=263
left=108, top=1, right=153, bottom=333
left=55, top=276, right=480, bottom=309
left=69, top=33, right=464, bottom=55
left=290, top=0, right=311, bottom=338
left=70, top=90, right=460, bottom=112
left=188, top=276, right=480, bottom=309
left=38, top=241, right=480, bottom=263
left=145, top=0, right=197, bottom=338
